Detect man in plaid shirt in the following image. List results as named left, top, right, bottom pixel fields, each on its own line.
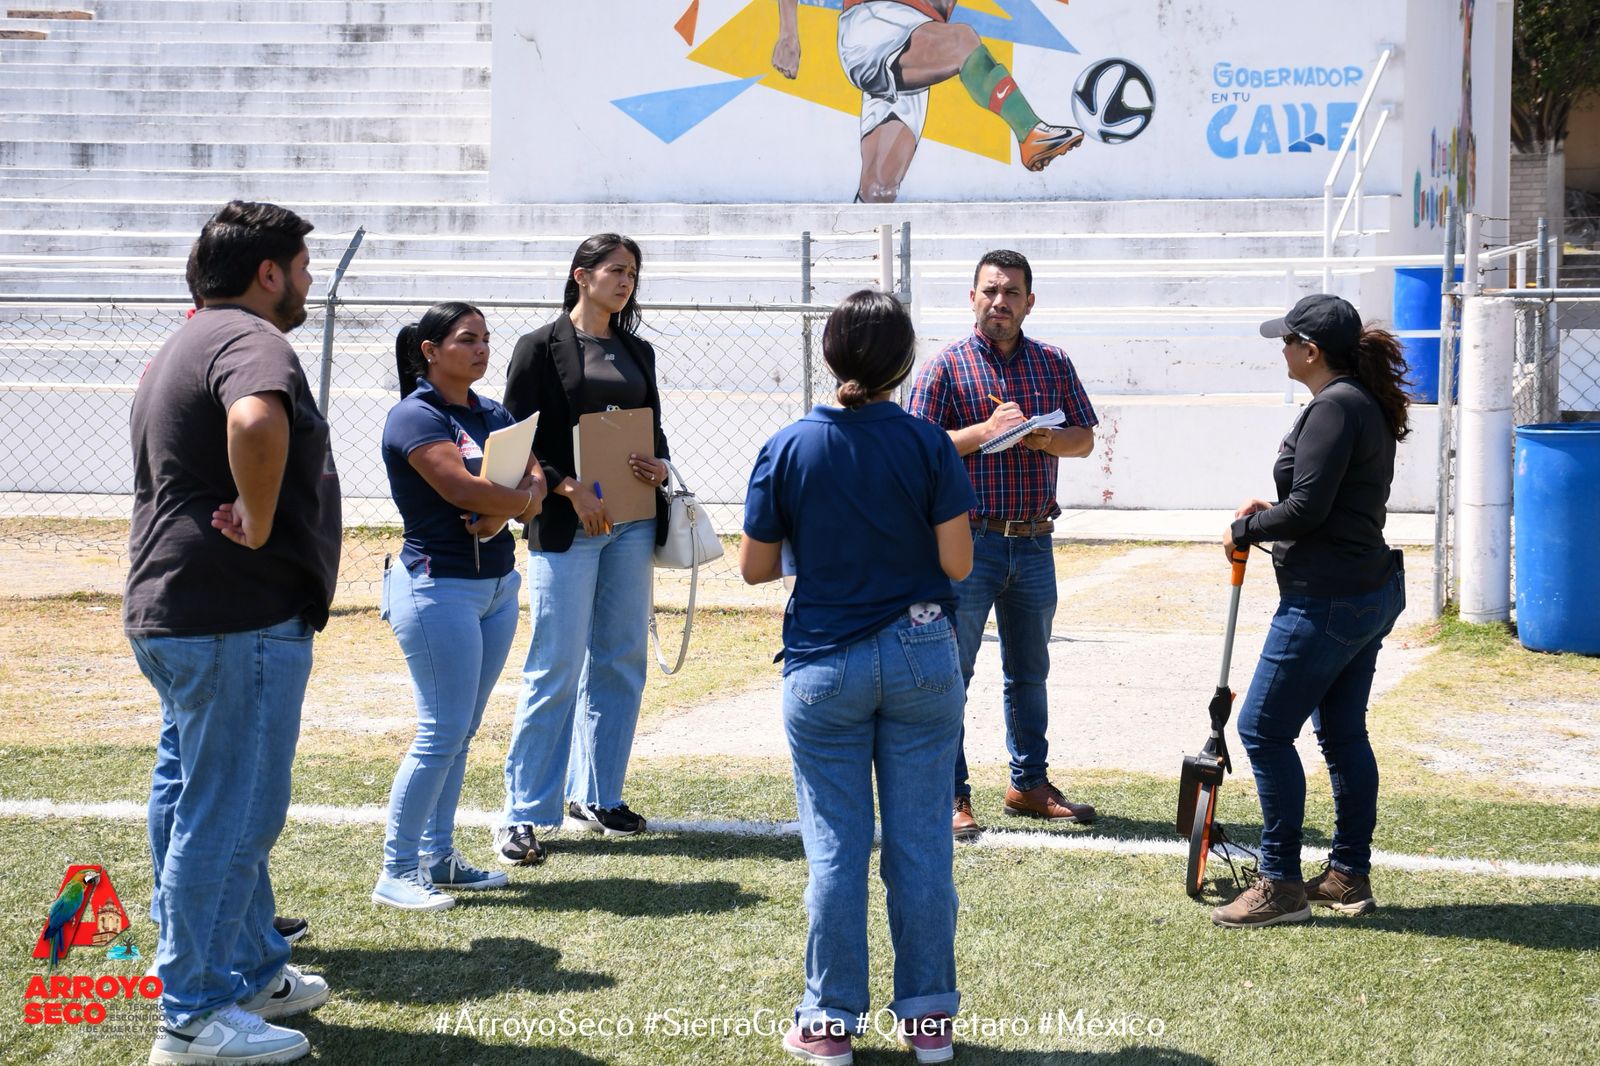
left=908, top=249, right=1098, bottom=840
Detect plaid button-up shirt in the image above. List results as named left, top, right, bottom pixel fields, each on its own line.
left=907, top=329, right=1097, bottom=521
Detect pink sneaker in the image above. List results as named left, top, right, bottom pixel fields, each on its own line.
left=898, top=1013, right=954, bottom=1063
left=782, top=1021, right=853, bottom=1065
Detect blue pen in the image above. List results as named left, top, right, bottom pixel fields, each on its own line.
left=592, top=481, right=612, bottom=535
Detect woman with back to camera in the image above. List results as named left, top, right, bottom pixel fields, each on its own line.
left=1212, top=293, right=1410, bottom=929
left=373, top=301, right=545, bottom=912
left=742, top=289, right=976, bottom=1065
left=495, top=233, right=671, bottom=865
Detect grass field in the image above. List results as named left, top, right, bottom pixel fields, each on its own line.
left=2, top=544, right=1597, bottom=1066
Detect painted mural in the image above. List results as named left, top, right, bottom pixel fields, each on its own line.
left=609, top=0, right=1153, bottom=202
left=1414, top=0, right=1477, bottom=228
left=490, top=2, right=1499, bottom=204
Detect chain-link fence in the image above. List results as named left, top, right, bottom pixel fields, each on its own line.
left=0, top=295, right=834, bottom=594
left=1512, top=295, right=1600, bottom=426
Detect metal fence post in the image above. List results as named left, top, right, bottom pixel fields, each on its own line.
left=317, top=227, right=367, bottom=416
left=897, top=221, right=912, bottom=304
left=1433, top=207, right=1457, bottom=616
left=800, top=230, right=813, bottom=413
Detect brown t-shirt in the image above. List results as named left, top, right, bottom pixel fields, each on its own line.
left=124, top=306, right=342, bottom=636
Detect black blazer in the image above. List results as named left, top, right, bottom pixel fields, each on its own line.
left=503, top=315, right=670, bottom=553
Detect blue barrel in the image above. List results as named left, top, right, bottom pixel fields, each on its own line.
left=1393, top=266, right=1461, bottom=403
left=1514, top=423, right=1600, bottom=655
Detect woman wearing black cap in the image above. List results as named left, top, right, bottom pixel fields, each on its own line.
left=1211, top=294, right=1411, bottom=929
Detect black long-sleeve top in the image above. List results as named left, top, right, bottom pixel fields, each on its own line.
left=1231, top=378, right=1398, bottom=596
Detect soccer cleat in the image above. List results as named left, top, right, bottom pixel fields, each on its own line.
left=1018, top=122, right=1085, bottom=172
left=148, top=1004, right=309, bottom=1064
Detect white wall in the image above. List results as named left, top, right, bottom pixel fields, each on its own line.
left=491, top=0, right=1407, bottom=203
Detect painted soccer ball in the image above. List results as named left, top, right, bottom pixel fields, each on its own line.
left=1071, top=58, right=1155, bottom=144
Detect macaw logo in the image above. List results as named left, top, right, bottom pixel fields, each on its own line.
left=33, top=865, right=130, bottom=966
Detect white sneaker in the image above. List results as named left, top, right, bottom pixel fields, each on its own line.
left=371, top=868, right=455, bottom=912
left=238, top=964, right=329, bottom=1021
left=148, top=1003, right=309, bottom=1064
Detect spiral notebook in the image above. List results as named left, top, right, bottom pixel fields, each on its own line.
left=979, top=408, right=1068, bottom=455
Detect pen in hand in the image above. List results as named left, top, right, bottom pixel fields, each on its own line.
left=988, top=393, right=1003, bottom=406
left=592, top=481, right=612, bottom=536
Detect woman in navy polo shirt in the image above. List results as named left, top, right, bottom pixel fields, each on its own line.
left=741, top=289, right=976, bottom=1065
left=373, top=301, right=546, bottom=912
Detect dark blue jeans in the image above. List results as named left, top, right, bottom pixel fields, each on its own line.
left=951, top=525, right=1057, bottom=797
left=1236, top=563, right=1405, bottom=882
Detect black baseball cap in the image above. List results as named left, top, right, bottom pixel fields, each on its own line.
left=1259, top=294, right=1361, bottom=354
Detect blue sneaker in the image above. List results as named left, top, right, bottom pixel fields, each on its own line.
left=425, top=849, right=509, bottom=890
left=371, top=868, right=455, bottom=912
left=239, top=964, right=329, bottom=1021
left=149, top=1003, right=308, bottom=1064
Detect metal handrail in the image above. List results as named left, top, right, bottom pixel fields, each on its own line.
left=1322, top=46, right=1395, bottom=289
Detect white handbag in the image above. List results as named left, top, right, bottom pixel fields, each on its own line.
left=653, top=460, right=724, bottom=569
left=649, top=460, right=723, bottom=675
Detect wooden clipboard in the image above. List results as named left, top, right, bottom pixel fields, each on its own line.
left=573, top=408, right=656, bottom=524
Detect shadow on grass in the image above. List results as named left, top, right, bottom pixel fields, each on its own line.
left=297, top=1020, right=608, bottom=1064
left=296, top=937, right=611, bottom=1004
left=549, top=831, right=805, bottom=862
left=1362, top=902, right=1600, bottom=951
left=476, top=877, right=765, bottom=917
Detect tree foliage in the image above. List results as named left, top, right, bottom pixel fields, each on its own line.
left=1512, top=0, right=1600, bottom=152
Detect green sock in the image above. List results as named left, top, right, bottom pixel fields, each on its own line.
left=958, top=44, right=1042, bottom=142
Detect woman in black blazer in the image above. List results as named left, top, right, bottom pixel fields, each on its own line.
left=494, top=233, right=671, bottom=864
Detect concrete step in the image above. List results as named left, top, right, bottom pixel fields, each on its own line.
left=0, top=167, right=491, bottom=199
left=0, top=139, right=488, bottom=170
left=86, top=0, right=491, bottom=21
left=25, top=19, right=490, bottom=41
left=0, top=38, right=492, bottom=61
left=0, top=113, right=490, bottom=143
left=15, top=87, right=490, bottom=115
left=0, top=61, right=489, bottom=89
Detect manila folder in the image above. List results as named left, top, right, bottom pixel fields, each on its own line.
left=572, top=408, right=656, bottom=524
left=480, top=412, right=539, bottom=488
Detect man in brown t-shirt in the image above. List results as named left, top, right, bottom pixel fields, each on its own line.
left=129, top=201, right=339, bottom=1065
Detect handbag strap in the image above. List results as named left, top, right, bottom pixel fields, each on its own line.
left=649, top=460, right=695, bottom=675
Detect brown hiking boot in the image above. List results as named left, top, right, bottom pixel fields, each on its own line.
left=1210, top=877, right=1311, bottom=928
left=1003, top=780, right=1097, bottom=824
left=1305, top=863, right=1377, bottom=916
left=1018, top=122, right=1085, bottom=171
left=952, top=794, right=982, bottom=841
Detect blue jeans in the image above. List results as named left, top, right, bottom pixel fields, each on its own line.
left=952, top=525, right=1056, bottom=796
left=1236, top=564, right=1405, bottom=882
left=502, top=519, right=654, bottom=827
left=383, top=561, right=521, bottom=875
left=783, top=614, right=965, bottom=1031
left=131, top=616, right=313, bottom=1028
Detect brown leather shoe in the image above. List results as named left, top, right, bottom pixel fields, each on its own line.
left=1002, top=781, right=1097, bottom=824
left=1211, top=877, right=1311, bottom=928
left=1305, top=862, right=1377, bottom=916
left=952, top=794, right=983, bottom=841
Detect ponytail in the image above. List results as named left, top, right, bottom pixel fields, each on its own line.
left=1325, top=326, right=1411, bottom=442
left=393, top=300, right=484, bottom=399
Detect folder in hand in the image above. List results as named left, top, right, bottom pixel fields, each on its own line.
left=572, top=408, right=656, bottom=524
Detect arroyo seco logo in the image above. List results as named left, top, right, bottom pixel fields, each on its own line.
left=26, top=864, right=162, bottom=1028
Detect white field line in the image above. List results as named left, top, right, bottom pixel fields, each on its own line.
left=4, top=798, right=1598, bottom=882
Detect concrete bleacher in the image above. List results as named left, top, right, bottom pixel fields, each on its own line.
left=1, top=0, right=1436, bottom=512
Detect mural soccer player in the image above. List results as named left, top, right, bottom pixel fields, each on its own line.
left=772, top=0, right=1083, bottom=202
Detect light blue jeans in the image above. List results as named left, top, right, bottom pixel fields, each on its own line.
left=502, top=518, right=654, bottom=827
left=783, top=613, right=965, bottom=1032
left=382, top=561, right=521, bottom=875
left=132, top=616, right=313, bottom=1028
left=952, top=525, right=1057, bottom=796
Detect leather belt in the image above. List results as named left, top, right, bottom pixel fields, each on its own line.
left=971, top=515, right=1055, bottom=538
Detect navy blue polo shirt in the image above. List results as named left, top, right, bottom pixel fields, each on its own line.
left=745, top=402, right=976, bottom=671
left=382, top=378, right=518, bottom=579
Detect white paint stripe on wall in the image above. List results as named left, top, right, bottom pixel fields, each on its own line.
left=4, top=798, right=1596, bottom=881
